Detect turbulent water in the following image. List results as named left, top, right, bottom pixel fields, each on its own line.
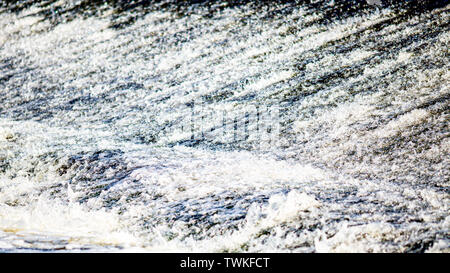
left=0, top=0, right=448, bottom=252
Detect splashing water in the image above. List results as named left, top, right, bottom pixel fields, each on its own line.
left=0, top=0, right=448, bottom=252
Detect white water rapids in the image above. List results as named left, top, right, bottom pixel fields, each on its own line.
left=0, top=0, right=448, bottom=252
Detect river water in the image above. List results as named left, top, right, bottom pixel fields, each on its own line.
left=0, top=0, right=448, bottom=252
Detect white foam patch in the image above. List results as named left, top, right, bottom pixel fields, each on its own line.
left=246, top=191, right=321, bottom=228
left=0, top=197, right=140, bottom=249
left=314, top=222, right=397, bottom=253
left=374, top=109, right=430, bottom=138
left=130, top=147, right=328, bottom=202
left=148, top=190, right=322, bottom=252
left=240, top=70, right=294, bottom=97
left=215, top=191, right=320, bottom=252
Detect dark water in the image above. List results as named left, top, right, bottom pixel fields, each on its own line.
left=0, top=0, right=448, bottom=252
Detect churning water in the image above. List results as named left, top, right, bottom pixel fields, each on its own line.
left=0, top=0, right=448, bottom=252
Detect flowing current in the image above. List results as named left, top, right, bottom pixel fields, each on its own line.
left=0, top=0, right=448, bottom=252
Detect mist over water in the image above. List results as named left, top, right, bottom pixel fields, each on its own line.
left=0, top=0, right=448, bottom=252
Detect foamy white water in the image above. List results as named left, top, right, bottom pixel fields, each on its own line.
left=0, top=0, right=448, bottom=252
